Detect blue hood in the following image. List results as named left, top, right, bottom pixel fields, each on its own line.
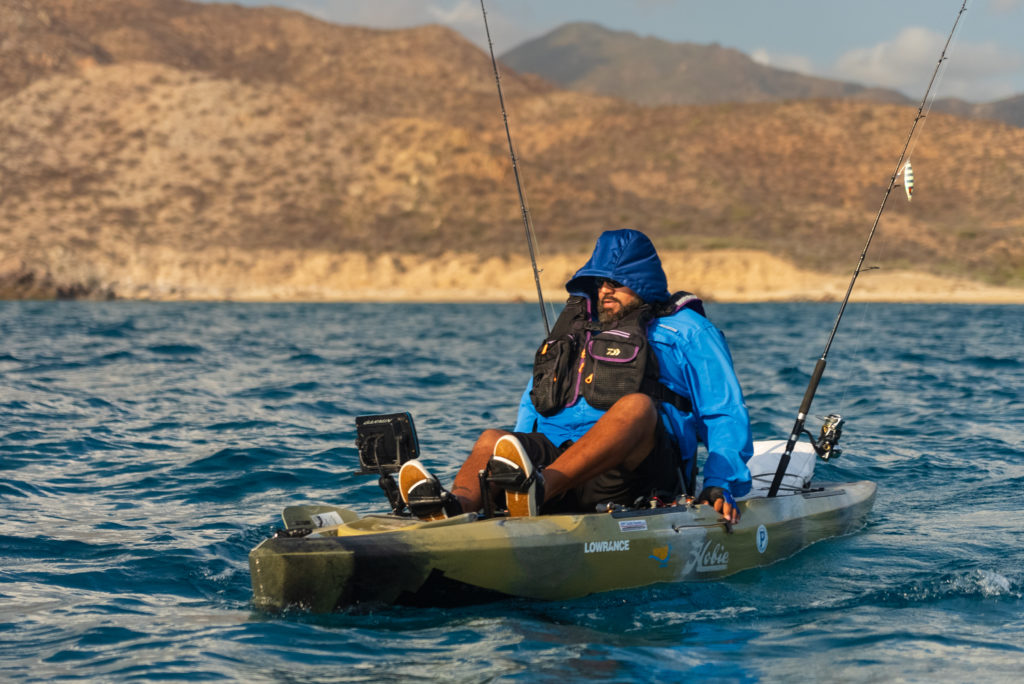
left=566, top=229, right=670, bottom=304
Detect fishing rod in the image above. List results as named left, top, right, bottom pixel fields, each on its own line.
left=479, top=0, right=551, bottom=335
left=767, top=0, right=969, bottom=497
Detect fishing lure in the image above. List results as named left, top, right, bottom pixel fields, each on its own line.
left=903, top=160, right=914, bottom=201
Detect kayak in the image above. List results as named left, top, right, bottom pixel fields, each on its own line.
left=249, top=439, right=875, bottom=612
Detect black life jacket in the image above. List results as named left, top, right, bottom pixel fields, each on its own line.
left=530, top=291, right=704, bottom=417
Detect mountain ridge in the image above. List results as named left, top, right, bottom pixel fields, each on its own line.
left=499, top=21, right=1024, bottom=127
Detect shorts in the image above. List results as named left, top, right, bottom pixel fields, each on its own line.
left=512, top=426, right=682, bottom=513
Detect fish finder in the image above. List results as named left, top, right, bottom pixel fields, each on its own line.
left=355, top=413, right=420, bottom=514
left=355, top=412, right=419, bottom=475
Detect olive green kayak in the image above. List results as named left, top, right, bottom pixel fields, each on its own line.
left=249, top=479, right=876, bottom=612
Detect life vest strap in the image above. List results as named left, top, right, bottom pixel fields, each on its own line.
left=644, top=381, right=693, bottom=414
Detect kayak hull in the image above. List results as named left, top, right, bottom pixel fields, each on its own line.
left=249, top=480, right=876, bottom=612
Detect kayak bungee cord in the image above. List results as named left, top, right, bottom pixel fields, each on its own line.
left=767, top=0, right=970, bottom=497
left=479, top=0, right=550, bottom=335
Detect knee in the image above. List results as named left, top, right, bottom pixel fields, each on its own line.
left=476, top=428, right=509, bottom=450
left=611, top=393, right=657, bottom=425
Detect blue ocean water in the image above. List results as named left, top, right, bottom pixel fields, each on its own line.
left=1, top=301, right=1021, bottom=682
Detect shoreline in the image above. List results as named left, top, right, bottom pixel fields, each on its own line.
left=4, top=247, right=1024, bottom=304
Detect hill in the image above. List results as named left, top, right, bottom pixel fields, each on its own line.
left=499, top=22, right=911, bottom=107
left=500, top=22, right=1024, bottom=128
left=2, top=0, right=550, bottom=115
left=1, top=0, right=1023, bottom=301
left=931, top=93, right=1024, bottom=128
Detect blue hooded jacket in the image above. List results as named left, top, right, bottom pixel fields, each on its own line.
left=514, top=229, right=753, bottom=496
left=566, top=229, right=671, bottom=304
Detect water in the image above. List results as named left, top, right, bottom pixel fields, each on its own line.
left=1, top=301, right=1021, bottom=682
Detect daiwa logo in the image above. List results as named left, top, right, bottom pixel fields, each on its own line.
left=696, top=540, right=729, bottom=572
left=583, top=539, right=630, bottom=554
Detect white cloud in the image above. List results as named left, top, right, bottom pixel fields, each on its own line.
left=426, top=0, right=527, bottom=50
left=830, top=27, right=1024, bottom=102
left=281, top=0, right=440, bottom=28
left=750, top=48, right=816, bottom=76
left=990, top=0, right=1024, bottom=12
left=427, top=0, right=480, bottom=26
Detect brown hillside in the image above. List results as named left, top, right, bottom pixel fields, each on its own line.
left=500, top=22, right=910, bottom=107
left=1, top=0, right=1022, bottom=300
left=24, top=0, right=549, bottom=117
left=0, top=0, right=111, bottom=99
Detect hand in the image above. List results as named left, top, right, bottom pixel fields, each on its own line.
left=696, top=486, right=740, bottom=524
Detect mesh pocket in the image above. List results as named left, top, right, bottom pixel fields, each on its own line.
left=530, top=336, right=577, bottom=416
left=582, top=332, right=646, bottom=410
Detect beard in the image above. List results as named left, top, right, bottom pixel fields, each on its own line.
left=598, top=295, right=642, bottom=326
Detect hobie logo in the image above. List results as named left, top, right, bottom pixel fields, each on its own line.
left=583, top=539, right=630, bottom=554
left=696, top=540, right=729, bottom=572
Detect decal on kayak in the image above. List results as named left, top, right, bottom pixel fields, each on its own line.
left=311, top=511, right=344, bottom=528
left=583, top=539, right=630, bottom=554
left=619, top=519, right=648, bottom=532
left=649, top=545, right=670, bottom=568
left=696, top=540, right=729, bottom=572
left=756, top=524, right=769, bottom=554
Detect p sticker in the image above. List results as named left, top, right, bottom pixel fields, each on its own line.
left=756, top=524, right=768, bottom=554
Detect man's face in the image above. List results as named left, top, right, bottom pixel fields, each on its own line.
left=597, top=279, right=642, bottom=325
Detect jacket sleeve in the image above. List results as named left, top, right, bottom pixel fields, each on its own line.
left=514, top=379, right=540, bottom=432
left=662, top=322, right=753, bottom=497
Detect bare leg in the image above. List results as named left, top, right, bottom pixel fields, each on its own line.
left=451, top=428, right=510, bottom=513
left=452, top=393, right=657, bottom=513
left=541, top=393, right=657, bottom=503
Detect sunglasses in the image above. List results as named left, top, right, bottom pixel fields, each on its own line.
left=598, top=278, right=625, bottom=290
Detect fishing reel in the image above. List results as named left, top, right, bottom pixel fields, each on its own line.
left=808, top=413, right=844, bottom=461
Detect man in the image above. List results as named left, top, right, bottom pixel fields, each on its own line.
left=399, top=229, right=752, bottom=524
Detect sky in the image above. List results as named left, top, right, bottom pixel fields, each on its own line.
left=218, top=0, right=1024, bottom=103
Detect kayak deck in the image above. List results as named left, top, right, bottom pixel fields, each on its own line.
left=250, top=480, right=876, bottom=612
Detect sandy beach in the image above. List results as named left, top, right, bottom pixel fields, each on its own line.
left=31, top=246, right=1023, bottom=303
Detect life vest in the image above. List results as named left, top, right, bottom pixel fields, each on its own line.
left=530, top=291, right=704, bottom=417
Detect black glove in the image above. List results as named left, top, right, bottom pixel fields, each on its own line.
left=696, top=486, right=736, bottom=507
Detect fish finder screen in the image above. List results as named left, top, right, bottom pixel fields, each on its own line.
left=355, top=413, right=420, bottom=474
